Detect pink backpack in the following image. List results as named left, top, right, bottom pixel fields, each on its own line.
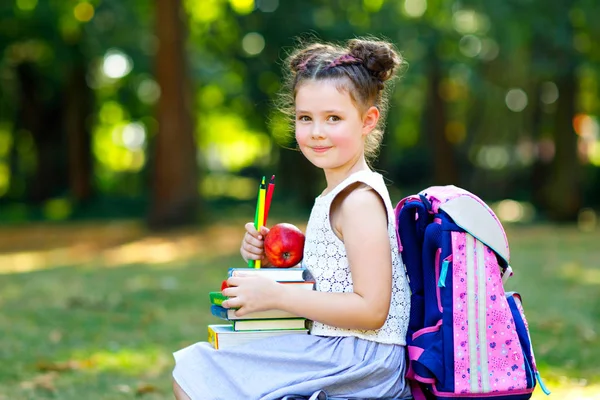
left=395, top=185, right=551, bottom=399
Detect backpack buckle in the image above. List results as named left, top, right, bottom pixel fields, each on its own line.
left=419, top=194, right=434, bottom=214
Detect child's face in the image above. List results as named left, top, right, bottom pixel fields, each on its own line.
left=294, top=79, right=376, bottom=173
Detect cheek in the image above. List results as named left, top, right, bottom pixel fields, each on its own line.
left=295, top=125, right=309, bottom=145
left=328, top=129, right=356, bottom=148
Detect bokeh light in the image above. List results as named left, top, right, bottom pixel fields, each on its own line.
left=74, top=2, right=95, bottom=22
left=403, top=0, right=427, bottom=18
left=505, top=88, right=528, bottom=112
left=121, top=123, right=146, bottom=151
left=137, top=79, right=161, bottom=104
left=479, top=38, right=499, bottom=61
left=540, top=81, right=559, bottom=105
left=102, top=49, right=133, bottom=79
left=230, top=0, right=254, bottom=14
left=476, top=146, right=510, bottom=170
left=459, top=35, right=482, bottom=58
left=16, top=0, right=37, bottom=11
left=242, top=32, right=265, bottom=56
left=257, top=0, right=279, bottom=13
left=493, top=200, right=535, bottom=223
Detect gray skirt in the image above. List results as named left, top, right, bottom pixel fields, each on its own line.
left=172, top=333, right=412, bottom=400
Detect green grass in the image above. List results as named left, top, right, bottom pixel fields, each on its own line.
left=0, top=221, right=598, bottom=399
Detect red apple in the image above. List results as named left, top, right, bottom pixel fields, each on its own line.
left=264, top=223, right=305, bottom=268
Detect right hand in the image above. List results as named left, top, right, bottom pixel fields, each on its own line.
left=240, top=222, right=271, bottom=266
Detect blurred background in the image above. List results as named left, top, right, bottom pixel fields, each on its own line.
left=0, top=0, right=598, bottom=227
left=0, top=0, right=599, bottom=399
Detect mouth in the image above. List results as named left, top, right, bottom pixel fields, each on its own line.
left=311, top=146, right=332, bottom=153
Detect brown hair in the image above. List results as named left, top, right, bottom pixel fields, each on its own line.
left=278, top=37, right=405, bottom=163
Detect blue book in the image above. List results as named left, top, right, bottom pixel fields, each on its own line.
left=210, top=304, right=300, bottom=321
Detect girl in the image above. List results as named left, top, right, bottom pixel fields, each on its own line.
left=172, top=38, right=412, bottom=400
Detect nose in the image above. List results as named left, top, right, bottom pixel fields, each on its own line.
left=310, top=122, right=325, bottom=140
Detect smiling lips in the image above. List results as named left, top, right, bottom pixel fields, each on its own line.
left=311, top=146, right=331, bottom=153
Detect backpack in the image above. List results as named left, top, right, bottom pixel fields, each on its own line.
left=394, top=185, right=551, bottom=400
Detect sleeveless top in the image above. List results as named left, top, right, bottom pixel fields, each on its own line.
left=303, top=170, right=410, bottom=345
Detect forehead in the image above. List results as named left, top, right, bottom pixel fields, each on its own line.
left=295, top=79, right=356, bottom=111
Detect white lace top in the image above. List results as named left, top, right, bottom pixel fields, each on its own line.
left=303, top=170, right=410, bottom=345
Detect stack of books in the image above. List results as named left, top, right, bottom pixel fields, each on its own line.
left=207, top=266, right=314, bottom=350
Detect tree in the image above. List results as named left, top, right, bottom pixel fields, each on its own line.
left=148, top=0, right=199, bottom=228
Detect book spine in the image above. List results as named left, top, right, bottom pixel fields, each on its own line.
left=228, top=268, right=307, bottom=282
left=209, top=292, right=227, bottom=306
left=207, top=326, right=218, bottom=349
left=210, top=305, right=229, bottom=320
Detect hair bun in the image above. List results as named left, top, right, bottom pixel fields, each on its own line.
left=347, top=39, right=402, bottom=82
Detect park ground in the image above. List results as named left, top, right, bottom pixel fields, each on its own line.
left=0, top=218, right=599, bottom=399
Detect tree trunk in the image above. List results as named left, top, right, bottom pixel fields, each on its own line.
left=529, top=81, right=550, bottom=210
left=15, top=62, right=67, bottom=203
left=149, top=0, right=199, bottom=229
left=543, top=62, right=581, bottom=221
left=427, top=54, right=458, bottom=185
left=65, top=47, right=94, bottom=202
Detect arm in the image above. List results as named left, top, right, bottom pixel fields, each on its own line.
left=225, top=187, right=393, bottom=331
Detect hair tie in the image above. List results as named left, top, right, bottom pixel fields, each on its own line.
left=297, top=54, right=317, bottom=72
left=326, top=54, right=363, bottom=69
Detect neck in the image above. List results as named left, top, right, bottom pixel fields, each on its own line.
left=322, top=156, right=370, bottom=195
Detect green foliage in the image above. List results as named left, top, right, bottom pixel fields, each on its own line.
left=0, top=0, right=599, bottom=217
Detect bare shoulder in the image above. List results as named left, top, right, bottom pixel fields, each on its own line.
left=334, top=182, right=386, bottom=214
left=330, top=183, right=387, bottom=240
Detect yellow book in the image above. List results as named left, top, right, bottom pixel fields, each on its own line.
left=207, top=324, right=219, bottom=349
left=207, top=324, right=308, bottom=350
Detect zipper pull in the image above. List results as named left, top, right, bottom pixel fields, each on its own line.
left=438, top=260, right=450, bottom=287
left=535, top=371, right=551, bottom=395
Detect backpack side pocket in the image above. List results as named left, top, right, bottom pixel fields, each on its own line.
left=506, top=292, right=551, bottom=396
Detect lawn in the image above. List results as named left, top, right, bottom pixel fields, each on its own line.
left=0, top=220, right=598, bottom=399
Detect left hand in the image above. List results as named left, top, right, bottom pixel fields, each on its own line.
left=221, top=273, right=283, bottom=317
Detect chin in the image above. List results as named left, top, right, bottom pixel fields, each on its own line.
left=309, top=159, right=340, bottom=170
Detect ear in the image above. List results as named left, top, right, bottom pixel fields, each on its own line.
left=362, top=106, right=380, bottom=135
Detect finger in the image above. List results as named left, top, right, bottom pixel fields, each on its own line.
left=259, top=226, right=270, bottom=236
left=241, top=240, right=265, bottom=258
left=245, top=222, right=262, bottom=239
left=221, top=289, right=237, bottom=298
left=226, top=276, right=252, bottom=287
left=223, top=297, right=242, bottom=310
left=241, top=250, right=262, bottom=261
left=243, top=233, right=265, bottom=249
left=240, top=248, right=262, bottom=262
left=233, top=307, right=247, bottom=318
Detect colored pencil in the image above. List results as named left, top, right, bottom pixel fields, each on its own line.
left=255, top=176, right=267, bottom=269
left=264, top=175, right=275, bottom=226
left=248, top=178, right=262, bottom=268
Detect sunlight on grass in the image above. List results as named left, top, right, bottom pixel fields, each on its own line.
left=71, top=348, right=171, bottom=376
left=532, top=379, right=600, bottom=399
left=0, top=222, right=244, bottom=274
left=559, top=261, right=600, bottom=285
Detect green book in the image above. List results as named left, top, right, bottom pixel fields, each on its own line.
left=209, top=291, right=228, bottom=306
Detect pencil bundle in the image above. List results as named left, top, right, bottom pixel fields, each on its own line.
left=250, top=175, right=275, bottom=269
